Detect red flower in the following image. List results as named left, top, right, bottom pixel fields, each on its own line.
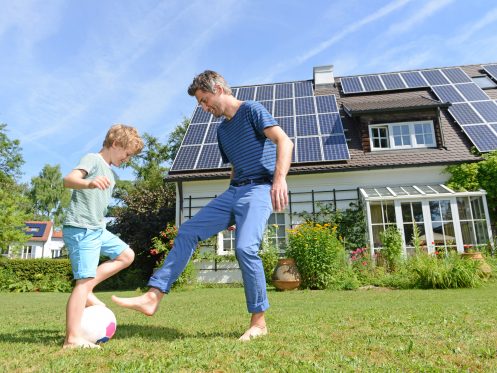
left=150, top=249, right=159, bottom=255
left=227, top=225, right=236, bottom=231
left=362, top=261, right=367, bottom=266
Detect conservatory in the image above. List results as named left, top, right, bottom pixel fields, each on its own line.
left=360, top=184, right=493, bottom=256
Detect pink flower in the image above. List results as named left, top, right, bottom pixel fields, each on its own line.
left=150, top=249, right=159, bottom=255
left=227, top=225, right=236, bottom=231
left=362, top=261, right=367, bottom=266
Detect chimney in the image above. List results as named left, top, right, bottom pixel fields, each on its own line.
left=313, top=65, right=334, bottom=87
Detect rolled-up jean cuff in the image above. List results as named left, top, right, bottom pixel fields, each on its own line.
left=147, top=280, right=169, bottom=294
left=247, top=299, right=270, bottom=313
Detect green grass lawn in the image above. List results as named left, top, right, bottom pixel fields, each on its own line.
left=1, top=282, right=497, bottom=372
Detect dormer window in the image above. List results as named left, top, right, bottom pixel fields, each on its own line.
left=369, top=120, right=436, bottom=150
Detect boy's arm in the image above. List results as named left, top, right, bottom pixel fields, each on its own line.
left=63, top=169, right=111, bottom=190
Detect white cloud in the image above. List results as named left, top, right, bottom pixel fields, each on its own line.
left=386, top=0, right=454, bottom=35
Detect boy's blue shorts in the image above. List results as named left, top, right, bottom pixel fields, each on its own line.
left=63, top=226, right=129, bottom=280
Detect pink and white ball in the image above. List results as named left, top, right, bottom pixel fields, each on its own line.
left=81, top=305, right=117, bottom=344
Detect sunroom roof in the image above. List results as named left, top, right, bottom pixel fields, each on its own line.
left=359, top=184, right=477, bottom=200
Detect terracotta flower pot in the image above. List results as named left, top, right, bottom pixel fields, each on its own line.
left=461, top=251, right=492, bottom=278
left=272, top=258, right=301, bottom=291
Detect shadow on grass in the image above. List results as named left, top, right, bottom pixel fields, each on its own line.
left=0, top=324, right=241, bottom=345
left=118, top=323, right=240, bottom=340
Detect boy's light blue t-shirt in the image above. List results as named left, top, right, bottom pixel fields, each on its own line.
left=64, top=153, right=117, bottom=229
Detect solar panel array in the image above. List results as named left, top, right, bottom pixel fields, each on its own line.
left=341, top=66, right=497, bottom=152
left=171, top=81, right=350, bottom=172
left=25, top=223, right=46, bottom=238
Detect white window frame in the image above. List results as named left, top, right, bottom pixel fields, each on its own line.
left=369, top=120, right=436, bottom=151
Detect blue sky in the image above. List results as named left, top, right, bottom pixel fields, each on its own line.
left=2, top=0, right=497, bottom=183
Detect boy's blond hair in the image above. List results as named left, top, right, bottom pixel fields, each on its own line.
left=102, top=124, right=144, bottom=155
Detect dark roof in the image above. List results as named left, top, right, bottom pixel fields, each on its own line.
left=166, top=63, right=488, bottom=182
left=342, top=95, right=450, bottom=116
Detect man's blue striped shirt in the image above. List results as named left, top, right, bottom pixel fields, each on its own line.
left=217, top=100, right=278, bottom=183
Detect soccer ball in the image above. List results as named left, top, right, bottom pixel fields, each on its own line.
left=81, top=305, right=117, bottom=344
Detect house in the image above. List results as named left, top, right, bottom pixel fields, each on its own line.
left=167, top=63, right=497, bottom=282
left=7, top=221, right=65, bottom=259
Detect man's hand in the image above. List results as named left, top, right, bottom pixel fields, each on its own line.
left=270, top=177, right=288, bottom=212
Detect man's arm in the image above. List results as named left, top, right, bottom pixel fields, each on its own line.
left=264, top=125, right=293, bottom=212
left=63, top=169, right=111, bottom=190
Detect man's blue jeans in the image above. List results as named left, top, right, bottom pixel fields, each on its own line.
left=148, top=182, right=273, bottom=313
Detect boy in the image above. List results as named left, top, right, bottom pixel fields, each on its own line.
left=62, top=124, right=143, bottom=348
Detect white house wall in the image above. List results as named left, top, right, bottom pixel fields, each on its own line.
left=179, top=165, right=448, bottom=222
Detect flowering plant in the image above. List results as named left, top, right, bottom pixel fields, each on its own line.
left=350, top=247, right=371, bottom=268
left=150, top=223, right=178, bottom=265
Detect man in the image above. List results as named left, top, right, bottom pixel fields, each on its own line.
left=112, top=70, right=293, bottom=341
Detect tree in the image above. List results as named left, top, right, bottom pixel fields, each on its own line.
left=0, top=123, right=24, bottom=183
left=29, top=164, right=71, bottom=225
left=166, top=117, right=190, bottom=162
left=0, top=124, right=30, bottom=252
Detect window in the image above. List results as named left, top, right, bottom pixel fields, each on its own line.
left=400, top=201, right=425, bottom=256
left=220, top=228, right=235, bottom=254
left=457, top=196, right=489, bottom=246
left=21, top=246, right=33, bottom=259
left=429, top=200, right=456, bottom=254
left=369, top=201, right=396, bottom=248
left=369, top=121, right=436, bottom=150
left=472, top=76, right=497, bottom=89
left=267, top=213, right=286, bottom=253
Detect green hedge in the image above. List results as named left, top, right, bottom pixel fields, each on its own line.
left=0, top=259, right=73, bottom=292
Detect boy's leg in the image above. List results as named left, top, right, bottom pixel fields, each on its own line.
left=112, top=188, right=236, bottom=315
left=64, top=279, right=99, bottom=349
left=233, top=183, right=272, bottom=340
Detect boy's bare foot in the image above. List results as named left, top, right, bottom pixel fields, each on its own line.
left=63, top=337, right=101, bottom=349
left=111, top=289, right=162, bottom=316
left=238, top=325, right=268, bottom=341
left=86, top=292, right=105, bottom=307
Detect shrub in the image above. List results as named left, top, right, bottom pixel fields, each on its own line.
left=259, top=227, right=279, bottom=285
left=0, top=259, right=72, bottom=292
left=409, top=251, right=483, bottom=289
left=379, top=226, right=403, bottom=272
left=286, top=222, right=347, bottom=289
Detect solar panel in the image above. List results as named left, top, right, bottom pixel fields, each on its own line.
left=231, top=88, right=238, bottom=98
left=380, top=73, right=407, bottom=90
left=255, top=85, right=274, bottom=101
left=483, top=64, right=497, bottom=81
left=462, top=125, right=497, bottom=152
left=204, top=123, right=219, bottom=143
left=340, top=76, right=363, bottom=94
left=183, top=123, right=208, bottom=145
left=400, top=71, right=427, bottom=88
left=277, top=116, right=295, bottom=137
left=421, top=70, right=450, bottom=86
left=361, top=75, right=385, bottom=92
left=455, top=83, right=489, bottom=102
left=191, top=106, right=211, bottom=124
left=319, top=113, right=343, bottom=134
left=275, top=83, right=293, bottom=99
left=322, top=135, right=349, bottom=161
left=296, top=115, right=318, bottom=136
left=316, top=95, right=338, bottom=113
left=237, top=87, right=255, bottom=101
left=196, top=144, right=221, bottom=169
left=472, top=101, right=497, bottom=122
left=295, top=97, right=315, bottom=115
left=449, top=103, right=484, bottom=125
left=431, top=85, right=465, bottom=103
left=274, top=99, right=294, bottom=117
left=26, top=223, right=46, bottom=238
left=294, top=81, right=314, bottom=97
left=441, top=68, right=472, bottom=84
left=171, top=146, right=200, bottom=170
left=171, top=81, right=350, bottom=172
left=297, top=137, right=322, bottom=162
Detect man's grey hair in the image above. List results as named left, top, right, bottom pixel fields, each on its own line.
left=187, top=70, right=232, bottom=96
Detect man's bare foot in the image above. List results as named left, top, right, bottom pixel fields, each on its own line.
left=86, top=292, right=105, bottom=307
left=111, top=290, right=162, bottom=316
left=238, top=325, right=268, bottom=341
left=63, top=337, right=101, bottom=349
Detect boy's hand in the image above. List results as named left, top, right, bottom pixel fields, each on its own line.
left=88, top=176, right=111, bottom=190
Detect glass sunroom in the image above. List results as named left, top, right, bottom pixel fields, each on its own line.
left=360, top=185, right=493, bottom=256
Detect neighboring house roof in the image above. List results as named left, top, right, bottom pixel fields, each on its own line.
left=166, top=63, right=492, bottom=182
left=25, top=221, right=53, bottom=242
left=52, top=229, right=63, bottom=239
